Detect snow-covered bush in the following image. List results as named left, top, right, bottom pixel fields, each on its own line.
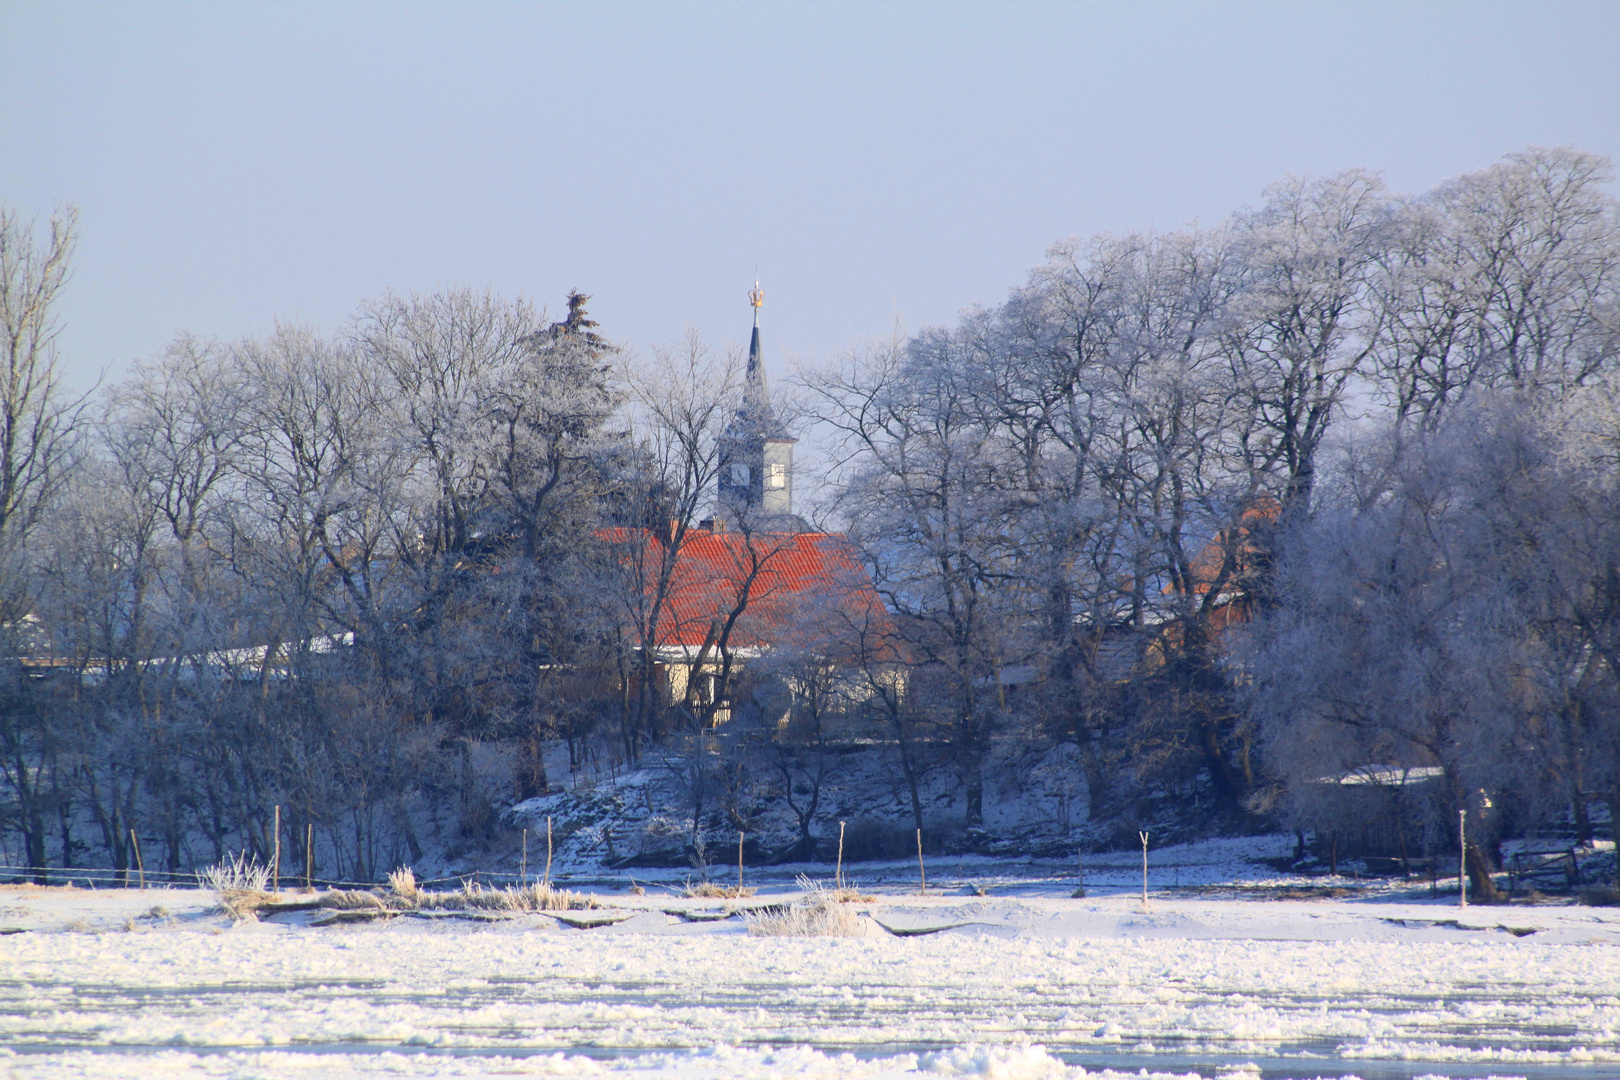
left=388, top=867, right=420, bottom=904
left=201, top=853, right=274, bottom=920
left=200, top=852, right=270, bottom=893
left=422, top=881, right=594, bottom=912
left=746, top=877, right=864, bottom=937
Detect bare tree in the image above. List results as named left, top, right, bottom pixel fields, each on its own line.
left=1373, top=148, right=1620, bottom=431
left=606, top=331, right=739, bottom=754
left=0, top=205, right=88, bottom=624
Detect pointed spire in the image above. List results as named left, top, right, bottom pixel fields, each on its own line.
left=718, top=279, right=799, bottom=527
left=741, top=280, right=777, bottom=428
left=746, top=280, right=765, bottom=394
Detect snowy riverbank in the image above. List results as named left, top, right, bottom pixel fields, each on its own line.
left=3, top=844, right=1618, bottom=1080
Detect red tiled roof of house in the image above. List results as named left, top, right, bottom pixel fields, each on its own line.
left=599, top=526, right=898, bottom=657
left=1182, top=498, right=1280, bottom=597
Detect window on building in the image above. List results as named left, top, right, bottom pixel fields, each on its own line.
left=765, top=462, right=787, bottom=489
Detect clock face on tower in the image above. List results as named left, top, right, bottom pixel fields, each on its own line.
left=731, top=463, right=751, bottom=486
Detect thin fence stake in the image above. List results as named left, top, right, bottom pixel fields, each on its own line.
left=305, top=823, right=313, bottom=890
left=271, top=805, right=281, bottom=893
left=738, top=831, right=745, bottom=892
left=521, top=828, right=528, bottom=888
left=544, top=816, right=553, bottom=888
left=1139, top=831, right=1150, bottom=911
left=836, top=820, right=846, bottom=890
left=916, top=828, right=926, bottom=894
left=1459, top=809, right=1468, bottom=910
left=130, top=830, right=145, bottom=891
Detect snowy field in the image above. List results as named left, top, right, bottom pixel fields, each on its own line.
left=2, top=839, right=1618, bottom=1080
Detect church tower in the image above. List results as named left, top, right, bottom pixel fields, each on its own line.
left=717, top=282, right=798, bottom=526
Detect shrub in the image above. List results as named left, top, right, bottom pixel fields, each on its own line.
left=746, top=877, right=865, bottom=937
left=388, top=867, right=420, bottom=906
left=200, top=852, right=270, bottom=893
left=682, top=880, right=755, bottom=899
left=419, top=881, right=595, bottom=912
left=201, top=853, right=275, bottom=921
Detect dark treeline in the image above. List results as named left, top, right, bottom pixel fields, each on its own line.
left=2, top=147, right=1617, bottom=885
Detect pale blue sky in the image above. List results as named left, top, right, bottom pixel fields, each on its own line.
left=4, top=1, right=1618, bottom=390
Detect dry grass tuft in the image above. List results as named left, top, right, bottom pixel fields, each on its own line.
left=415, top=881, right=598, bottom=913
left=826, top=886, right=876, bottom=903
left=201, top=853, right=270, bottom=894
left=216, top=873, right=607, bottom=924
left=388, top=867, right=420, bottom=906
left=682, top=881, right=756, bottom=899
left=746, top=877, right=865, bottom=937
left=203, top=853, right=279, bottom=920
left=217, top=888, right=278, bottom=921
left=0, top=882, right=78, bottom=892
left=320, top=890, right=390, bottom=911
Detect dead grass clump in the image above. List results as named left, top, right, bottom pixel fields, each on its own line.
left=320, top=890, right=391, bottom=911
left=388, top=867, right=420, bottom=906
left=682, top=881, right=756, bottom=899
left=1270, top=886, right=1359, bottom=900
left=296, top=880, right=598, bottom=917
left=1578, top=887, right=1620, bottom=907
left=826, top=886, right=875, bottom=903
left=201, top=853, right=270, bottom=894
left=746, top=878, right=864, bottom=937
left=0, top=882, right=77, bottom=892
left=203, top=853, right=279, bottom=921
left=216, top=889, right=278, bottom=921
left=420, top=881, right=596, bottom=913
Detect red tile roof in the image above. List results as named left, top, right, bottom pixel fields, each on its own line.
left=1181, top=498, right=1280, bottom=597
left=599, top=527, right=897, bottom=656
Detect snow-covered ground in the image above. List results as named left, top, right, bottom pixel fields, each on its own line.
left=3, top=838, right=1618, bottom=1080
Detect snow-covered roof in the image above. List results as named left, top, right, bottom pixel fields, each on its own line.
left=1315, top=765, right=1445, bottom=787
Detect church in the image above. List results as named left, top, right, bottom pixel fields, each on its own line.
left=714, top=282, right=807, bottom=533
left=603, top=285, right=898, bottom=726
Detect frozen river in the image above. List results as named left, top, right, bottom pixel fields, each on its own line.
left=2, top=873, right=1619, bottom=1079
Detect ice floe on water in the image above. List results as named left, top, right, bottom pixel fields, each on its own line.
left=2, top=858, right=1618, bottom=1079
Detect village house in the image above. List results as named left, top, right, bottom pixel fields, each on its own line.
left=603, top=286, right=900, bottom=728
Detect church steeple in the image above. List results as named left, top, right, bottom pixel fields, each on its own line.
left=748, top=280, right=765, bottom=382
left=718, top=281, right=799, bottom=527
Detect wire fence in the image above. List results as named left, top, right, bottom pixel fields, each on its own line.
left=0, top=863, right=607, bottom=892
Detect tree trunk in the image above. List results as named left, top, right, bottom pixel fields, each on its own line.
left=964, top=773, right=984, bottom=830
left=1465, top=842, right=1503, bottom=904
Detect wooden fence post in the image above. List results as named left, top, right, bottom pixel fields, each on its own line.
left=1139, top=831, right=1150, bottom=910
left=130, top=829, right=145, bottom=891
left=836, top=821, right=846, bottom=890
left=544, top=816, right=553, bottom=888
left=1459, top=809, right=1468, bottom=910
